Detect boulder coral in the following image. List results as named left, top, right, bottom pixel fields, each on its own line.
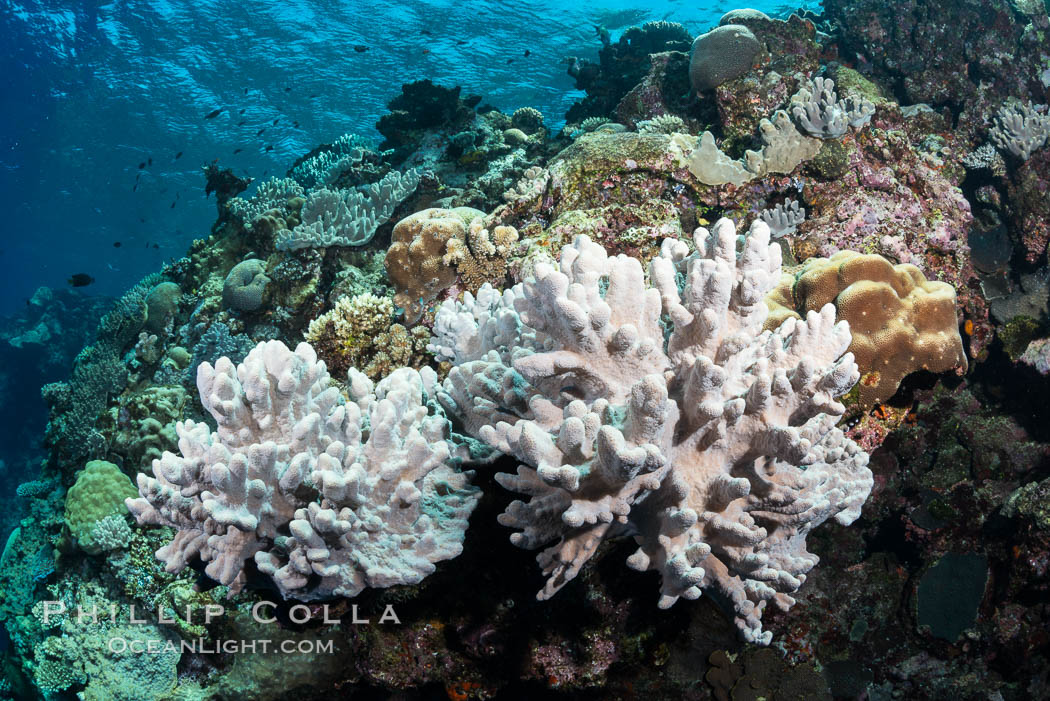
left=765, top=251, right=968, bottom=407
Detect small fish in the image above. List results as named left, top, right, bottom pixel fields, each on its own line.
left=309, top=94, right=318, bottom=98
left=204, top=108, right=223, bottom=119
left=152, top=243, right=160, bottom=249
left=244, top=87, right=248, bottom=95
left=132, top=183, right=138, bottom=192
left=233, top=148, right=243, bottom=154
left=237, top=120, right=247, bottom=126
left=175, top=151, right=183, bottom=159
left=139, top=217, right=146, bottom=223
left=170, top=201, right=176, bottom=208
left=138, top=161, right=146, bottom=169
left=421, top=29, right=432, bottom=36
left=256, top=128, right=266, bottom=136
left=422, top=48, right=430, bottom=55
left=147, top=157, right=152, bottom=166
left=265, top=144, right=274, bottom=152
left=284, top=86, right=291, bottom=92
left=507, top=59, right=514, bottom=64
left=239, top=108, right=246, bottom=114
left=524, top=50, right=530, bottom=57
left=68, top=273, right=94, bottom=287
left=353, top=45, right=369, bottom=52
left=293, top=120, right=299, bottom=128
left=456, top=40, right=466, bottom=45
left=272, top=118, right=279, bottom=126
left=113, top=241, right=121, bottom=248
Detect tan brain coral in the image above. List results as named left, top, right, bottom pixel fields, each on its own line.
left=766, top=251, right=967, bottom=407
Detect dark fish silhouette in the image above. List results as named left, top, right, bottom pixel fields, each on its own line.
left=170, top=201, right=176, bottom=208
left=244, top=88, right=248, bottom=95
left=272, top=118, right=279, bottom=125
left=524, top=50, right=530, bottom=56
left=293, top=121, right=299, bottom=128
left=68, top=273, right=94, bottom=287
left=139, top=217, right=146, bottom=223
left=265, top=144, right=274, bottom=152
left=237, top=120, right=246, bottom=126
left=113, top=241, right=121, bottom=248
left=233, top=148, right=243, bottom=154
left=284, top=86, right=291, bottom=91
left=204, top=108, right=223, bottom=119
left=152, top=243, right=160, bottom=249
left=507, top=59, right=514, bottom=64
left=353, top=45, right=369, bottom=52
left=309, top=94, right=318, bottom=98
left=256, top=128, right=266, bottom=136
left=138, top=162, right=146, bottom=169
left=148, top=157, right=152, bottom=166
left=132, top=183, right=138, bottom=192
left=175, top=151, right=183, bottom=159
left=240, top=108, right=246, bottom=114
left=421, top=29, right=432, bottom=36
left=456, top=40, right=466, bottom=45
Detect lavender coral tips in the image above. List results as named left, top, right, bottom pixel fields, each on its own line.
left=126, top=339, right=479, bottom=599
left=437, top=218, right=873, bottom=645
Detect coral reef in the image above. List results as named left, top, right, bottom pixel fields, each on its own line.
left=11, top=4, right=1050, bottom=696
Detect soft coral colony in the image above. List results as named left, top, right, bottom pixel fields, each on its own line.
left=19, top=0, right=1050, bottom=696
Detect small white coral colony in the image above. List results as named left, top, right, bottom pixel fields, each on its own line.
left=434, top=218, right=873, bottom=644
left=127, top=340, right=479, bottom=599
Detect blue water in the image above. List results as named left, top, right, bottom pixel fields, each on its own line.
left=0, top=0, right=812, bottom=314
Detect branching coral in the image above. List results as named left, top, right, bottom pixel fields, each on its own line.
left=226, top=177, right=305, bottom=228
left=790, top=77, right=874, bottom=139
left=637, top=114, right=686, bottom=135
left=670, top=110, right=823, bottom=186
left=990, top=101, right=1050, bottom=161
left=304, top=293, right=430, bottom=380
left=127, top=340, right=479, bottom=598
left=437, top=218, right=873, bottom=644
left=759, top=199, right=806, bottom=238
left=765, top=251, right=967, bottom=407
left=442, top=218, right=520, bottom=292
left=289, top=133, right=371, bottom=188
